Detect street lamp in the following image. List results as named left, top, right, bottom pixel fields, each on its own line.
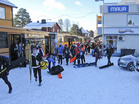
left=47, top=19, right=51, bottom=32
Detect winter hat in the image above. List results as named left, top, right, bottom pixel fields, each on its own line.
left=4, top=55, right=9, bottom=58
left=33, top=48, right=37, bottom=51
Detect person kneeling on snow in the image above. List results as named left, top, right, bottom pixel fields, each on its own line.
left=32, top=48, right=42, bottom=86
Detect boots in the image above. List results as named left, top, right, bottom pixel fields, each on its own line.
left=8, top=87, right=12, bottom=94
left=58, top=73, right=62, bottom=79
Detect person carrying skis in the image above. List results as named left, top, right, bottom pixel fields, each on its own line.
left=73, top=45, right=80, bottom=65
left=32, top=48, right=42, bottom=86
left=104, top=45, right=113, bottom=65
left=63, top=44, right=71, bottom=65
left=94, top=46, right=100, bottom=67
left=0, top=55, right=12, bottom=93
left=58, top=43, right=64, bottom=65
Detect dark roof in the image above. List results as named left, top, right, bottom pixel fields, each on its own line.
left=0, top=0, right=17, bottom=8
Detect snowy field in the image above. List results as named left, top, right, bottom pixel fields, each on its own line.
left=1, top=54, right=139, bottom=104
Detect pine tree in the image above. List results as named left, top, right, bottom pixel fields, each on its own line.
left=70, top=24, right=82, bottom=36
left=14, top=8, right=32, bottom=28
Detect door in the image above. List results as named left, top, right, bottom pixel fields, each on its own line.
left=10, top=34, right=25, bottom=61
left=45, top=36, right=50, bottom=54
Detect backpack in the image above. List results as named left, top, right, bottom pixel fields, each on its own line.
left=80, top=51, right=83, bottom=56
left=58, top=47, right=62, bottom=55
left=92, top=49, right=95, bottom=57
left=50, top=65, right=64, bottom=75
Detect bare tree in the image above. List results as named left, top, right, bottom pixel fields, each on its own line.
left=64, top=19, right=71, bottom=33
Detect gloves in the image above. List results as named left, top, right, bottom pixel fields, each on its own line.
left=6, top=71, right=9, bottom=75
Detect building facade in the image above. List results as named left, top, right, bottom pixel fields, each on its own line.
left=99, top=0, right=139, bottom=55
left=0, top=0, right=17, bottom=27
left=24, top=19, right=61, bottom=33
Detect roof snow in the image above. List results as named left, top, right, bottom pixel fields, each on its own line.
left=24, top=22, right=57, bottom=30
left=0, top=0, right=17, bottom=8
left=119, top=0, right=139, bottom=4
left=81, top=28, right=89, bottom=34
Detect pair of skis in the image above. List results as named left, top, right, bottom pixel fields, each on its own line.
left=74, top=62, right=95, bottom=68
left=99, top=63, right=114, bottom=69
left=29, top=41, right=32, bottom=83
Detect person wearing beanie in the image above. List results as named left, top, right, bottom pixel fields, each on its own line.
left=32, top=48, right=42, bottom=86
left=63, top=44, right=70, bottom=65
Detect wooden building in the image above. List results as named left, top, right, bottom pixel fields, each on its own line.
left=24, top=19, right=61, bottom=33
left=0, top=0, right=17, bottom=27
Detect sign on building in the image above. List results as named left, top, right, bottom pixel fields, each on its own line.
left=98, top=16, right=102, bottom=24
left=108, top=5, right=129, bottom=13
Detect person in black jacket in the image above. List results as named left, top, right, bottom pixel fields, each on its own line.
left=63, top=44, right=70, bottom=65
left=32, top=48, right=42, bottom=86
left=0, top=55, right=12, bottom=93
left=104, top=45, right=113, bottom=65
left=94, top=46, right=100, bottom=67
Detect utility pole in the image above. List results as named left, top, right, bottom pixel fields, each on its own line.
left=95, top=0, right=105, bottom=55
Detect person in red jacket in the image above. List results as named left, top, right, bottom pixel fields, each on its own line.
left=73, top=45, right=80, bottom=65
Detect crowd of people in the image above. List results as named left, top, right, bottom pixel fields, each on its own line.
left=0, top=40, right=115, bottom=94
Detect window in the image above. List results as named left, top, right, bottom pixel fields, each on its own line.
left=0, top=7, right=5, bottom=19
left=128, top=15, right=139, bottom=26
left=59, top=37, right=62, bottom=42
left=106, top=36, right=117, bottom=51
left=0, top=32, right=8, bottom=48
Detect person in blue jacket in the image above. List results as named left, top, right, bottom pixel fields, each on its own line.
left=58, top=43, right=64, bottom=65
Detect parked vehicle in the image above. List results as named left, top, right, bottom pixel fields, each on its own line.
left=118, top=53, right=139, bottom=71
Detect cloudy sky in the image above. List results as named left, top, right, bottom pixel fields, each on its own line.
left=11, top=0, right=121, bottom=31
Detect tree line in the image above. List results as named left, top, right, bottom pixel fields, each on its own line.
left=14, top=8, right=94, bottom=37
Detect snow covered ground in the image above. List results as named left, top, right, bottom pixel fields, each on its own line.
left=1, top=54, right=139, bottom=104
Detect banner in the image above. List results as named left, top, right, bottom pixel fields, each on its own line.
left=98, top=16, right=102, bottom=24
